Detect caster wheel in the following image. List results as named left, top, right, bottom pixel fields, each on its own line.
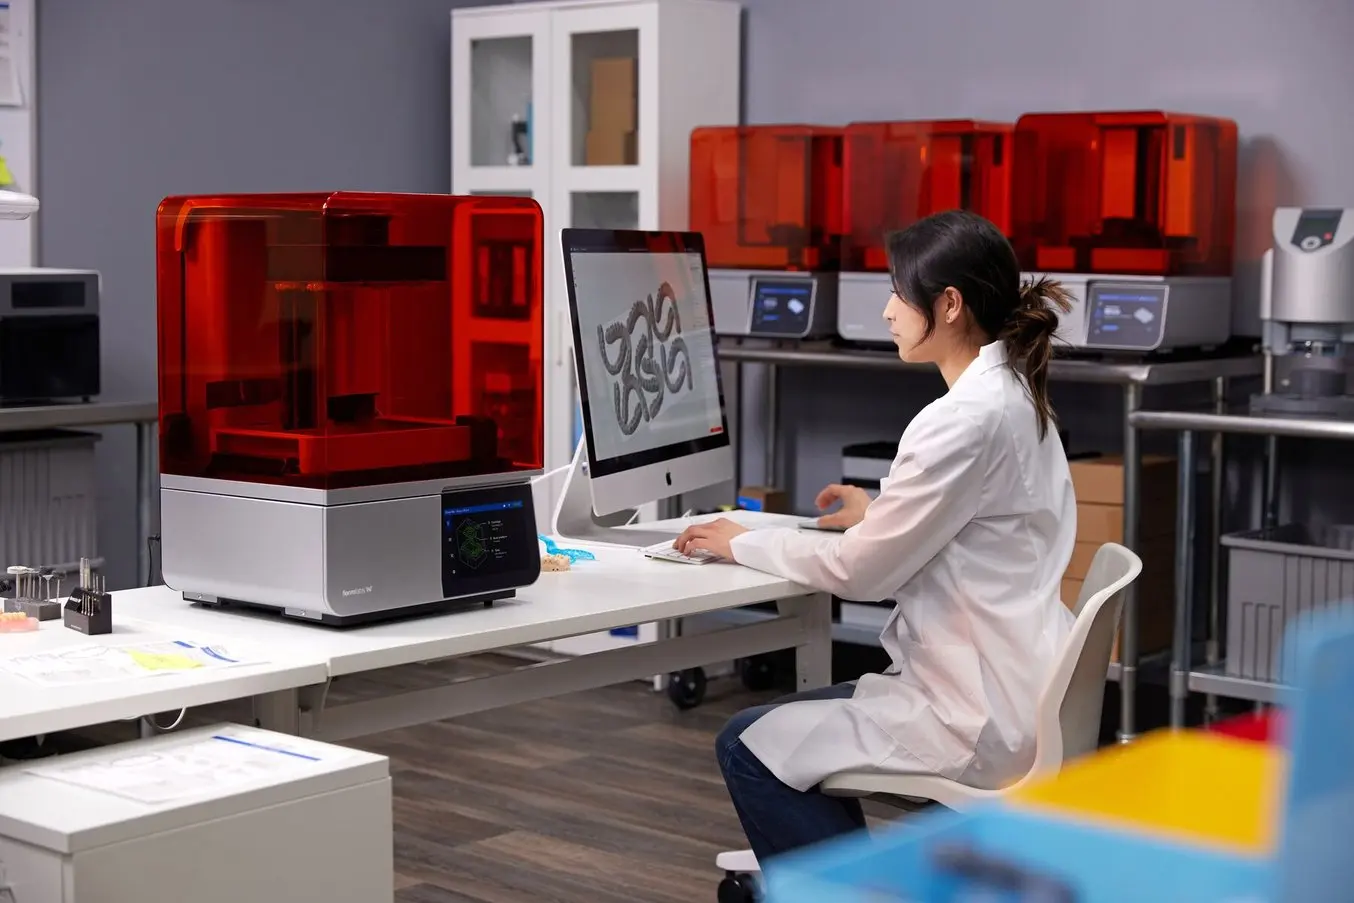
left=667, top=668, right=707, bottom=710
left=717, top=872, right=759, bottom=903
left=737, top=654, right=777, bottom=691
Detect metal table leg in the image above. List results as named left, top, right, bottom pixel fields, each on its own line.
left=1263, top=435, right=1280, bottom=528
left=1118, top=383, right=1143, bottom=743
left=781, top=592, right=832, bottom=691
left=732, top=358, right=744, bottom=492
left=1170, top=429, right=1197, bottom=728
left=135, top=420, right=155, bottom=587
left=253, top=688, right=303, bottom=735
left=1206, top=377, right=1227, bottom=721
left=1262, top=352, right=1279, bottom=529
left=765, top=363, right=779, bottom=486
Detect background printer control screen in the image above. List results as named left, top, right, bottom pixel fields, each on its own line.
left=1085, top=284, right=1167, bottom=349
left=749, top=279, right=814, bottom=335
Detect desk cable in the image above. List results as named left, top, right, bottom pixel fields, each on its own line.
left=125, top=708, right=188, bottom=732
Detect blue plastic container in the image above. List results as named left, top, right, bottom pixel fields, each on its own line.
left=764, top=804, right=1264, bottom=903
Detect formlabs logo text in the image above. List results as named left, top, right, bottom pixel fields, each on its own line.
left=342, top=585, right=374, bottom=597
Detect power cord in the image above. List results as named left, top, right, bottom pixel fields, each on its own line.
left=146, top=533, right=161, bottom=586
left=121, top=707, right=187, bottom=731
left=146, top=708, right=188, bottom=731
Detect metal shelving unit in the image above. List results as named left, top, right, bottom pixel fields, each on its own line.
left=718, top=339, right=1263, bottom=740
left=0, top=401, right=159, bottom=587
left=1127, top=408, right=1354, bottom=724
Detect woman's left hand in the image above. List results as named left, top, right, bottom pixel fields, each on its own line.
left=674, top=518, right=749, bottom=561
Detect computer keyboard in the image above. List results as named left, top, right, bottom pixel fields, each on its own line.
left=641, top=540, right=720, bottom=565
left=688, top=511, right=810, bottom=529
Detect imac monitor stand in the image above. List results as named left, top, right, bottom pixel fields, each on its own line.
left=554, top=228, right=735, bottom=548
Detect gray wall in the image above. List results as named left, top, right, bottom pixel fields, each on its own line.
left=38, top=0, right=492, bottom=587
left=35, top=0, right=1354, bottom=585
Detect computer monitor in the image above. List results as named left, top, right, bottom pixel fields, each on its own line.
left=561, top=228, right=734, bottom=519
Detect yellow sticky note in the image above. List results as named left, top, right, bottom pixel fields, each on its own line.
left=128, top=650, right=203, bottom=672
left=0, top=157, right=15, bottom=187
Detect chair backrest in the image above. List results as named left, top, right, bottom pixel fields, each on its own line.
left=1017, top=542, right=1142, bottom=786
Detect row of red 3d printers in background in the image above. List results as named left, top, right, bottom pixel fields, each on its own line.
left=687, top=110, right=1239, bottom=281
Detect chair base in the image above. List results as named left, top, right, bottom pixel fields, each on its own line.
left=715, top=850, right=759, bottom=873
left=716, top=871, right=760, bottom=903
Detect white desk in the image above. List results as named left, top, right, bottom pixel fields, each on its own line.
left=0, top=619, right=328, bottom=744
left=110, top=536, right=831, bottom=742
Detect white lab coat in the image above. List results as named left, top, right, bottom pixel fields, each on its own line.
left=729, top=341, right=1077, bottom=793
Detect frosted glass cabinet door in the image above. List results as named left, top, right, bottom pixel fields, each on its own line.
left=549, top=3, right=658, bottom=178
left=451, top=9, right=551, bottom=193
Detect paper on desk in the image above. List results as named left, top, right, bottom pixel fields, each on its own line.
left=28, top=726, right=331, bottom=805
left=0, top=640, right=262, bottom=687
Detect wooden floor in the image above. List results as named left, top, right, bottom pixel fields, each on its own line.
left=60, top=653, right=899, bottom=903
left=355, top=655, right=771, bottom=903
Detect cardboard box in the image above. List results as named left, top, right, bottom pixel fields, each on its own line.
left=589, top=57, right=637, bottom=133
left=1076, top=500, right=1174, bottom=544
left=1061, top=577, right=1084, bottom=608
left=1062, top=557, right=1175, bottom=663
left=737, top=486, right=790, bottom=514
left=585, top=129, right=637, bottom=166
left=1069, top=454, right=1176, bottom=506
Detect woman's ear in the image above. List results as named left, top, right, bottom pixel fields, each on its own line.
left=941, top=286, right=964, bottom=325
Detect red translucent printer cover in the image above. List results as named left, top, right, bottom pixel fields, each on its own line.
left=689, top=125, right=844, bottom=271
left=156, top=191, right=544, bottom=491
left=1011, top=111, right=1238, bottom=276
left=842, top=120, right=1013, bottom=272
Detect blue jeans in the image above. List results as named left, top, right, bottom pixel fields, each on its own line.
left=716, top=682, right=867, bottom=864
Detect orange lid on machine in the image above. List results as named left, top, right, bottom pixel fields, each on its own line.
left=1007, top=111, right=1239, bottom=355
left=836, top=120, right=1012, bottom=345
left=689, top=125, right=845, bottom=339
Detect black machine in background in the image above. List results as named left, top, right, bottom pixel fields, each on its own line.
left=0, top=269, right=101, bottom=405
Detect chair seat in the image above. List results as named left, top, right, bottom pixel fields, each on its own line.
left=820, top=768, right=1007, bottom=809
left=716, top=849, right=759, bottom=873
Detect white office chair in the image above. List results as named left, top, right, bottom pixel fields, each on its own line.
left=714, top=542, right=1143, bottom=902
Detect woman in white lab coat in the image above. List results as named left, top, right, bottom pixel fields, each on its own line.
left=675, top=209, right=1078, bottom=863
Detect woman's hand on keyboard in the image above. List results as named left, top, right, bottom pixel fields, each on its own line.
left=673, top=517, right=749, bottom=561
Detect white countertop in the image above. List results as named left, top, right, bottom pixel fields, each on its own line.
left=0, top=516, right=816, bottom=742
left=0, top=619, right=328, bottom=743
left=115, top=535, right=811, bottom=677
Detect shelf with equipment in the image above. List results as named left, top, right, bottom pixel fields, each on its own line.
left=1128, top=409, right=1354, bottom=723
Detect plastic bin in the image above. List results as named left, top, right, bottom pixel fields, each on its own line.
left=0, top=429, right=99, bottom=573
left=1209, top=711, right=1284, bottom=745
left=764, top=800, right=1267, bottom=903
left=1222, top=525, right=1354, bottom=683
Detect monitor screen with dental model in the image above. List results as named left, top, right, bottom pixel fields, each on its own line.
left=558, top=228, right=734, bottom=545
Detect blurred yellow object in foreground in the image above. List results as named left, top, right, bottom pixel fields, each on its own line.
left=1008, top=730, right=1284, bottom=855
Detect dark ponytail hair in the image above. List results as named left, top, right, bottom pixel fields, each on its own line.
left=885, top=210, right=1072, bottom=440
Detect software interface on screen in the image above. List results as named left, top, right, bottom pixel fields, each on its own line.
left=569, top=249, right=724, bottom=464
